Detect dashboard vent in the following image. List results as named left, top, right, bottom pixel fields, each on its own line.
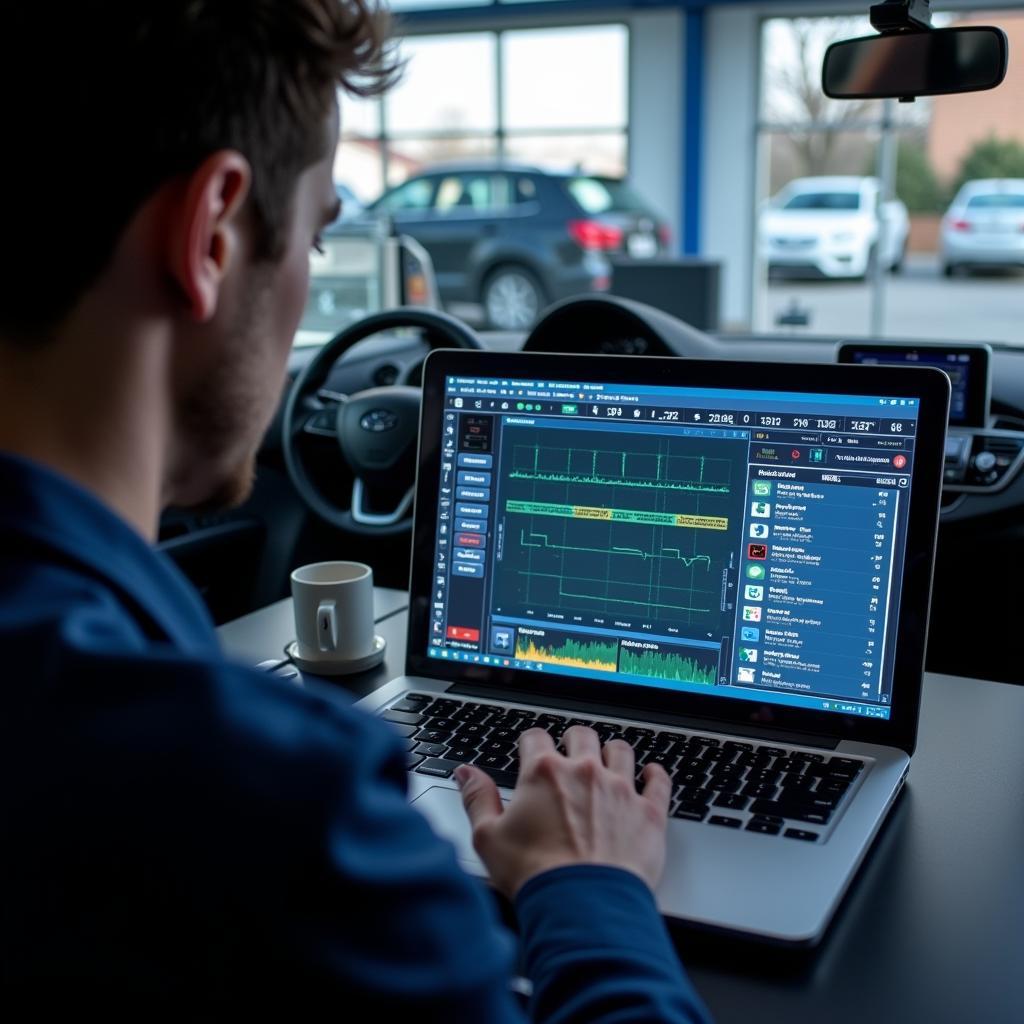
left=982, top=437, right=1024, bottom=457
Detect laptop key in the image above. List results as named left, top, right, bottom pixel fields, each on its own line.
left=415, top=757, right=460, bottom=778
left=750, top=799, right=833, bottom=825
left=414, top=742, right=450, bottom=758
left=827, top=757, right=864, bottom=771
left=474, top=752, right=512, bottom=772
left=423, top=701, right=460, bottom=718
left=746, top=818, right=782, bottom=835
left=383, top=710, right=425, bottom=727
left=680, top=786, right=714, bottom=804
left=707, top=777, right=742, bottom=795
left=741, top=782, right=779, bottom=800
left=818, top=778, right=852, bottom=795
left=453, top=722, right=491, bottom=741
left=407, top=753, right=424, bottom=769
left=671, top=800, right=709, bottom=822
left=793, top=751, right=825, bottom=762
left=413, top=728, right=454, bottom=745
left=388, top=723, right=419, bottom=739
left=708, top=815, right=743, bottom=828
left=389, top=698, right=431, bottom=714
left=784, top=828, right=820, bottom=842
left=446, top=747, right=478, bottom=763
left=713, top=793, right=750, bottom=811
left=405, top=693, right=433, bottom=704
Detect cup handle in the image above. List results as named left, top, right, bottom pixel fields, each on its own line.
left=317, top=600, right=338, bottom=653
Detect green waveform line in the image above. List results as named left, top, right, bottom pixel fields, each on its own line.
left=511, top=445, right=731, bottom=494
left=522, top=531, right=712, bottom=570
left=508, top=470, right=729, bottom=494
left=618, top=647, right=717, bottom=685
left=514, top=634, right=618, bottom=669
left=516, top=571, right=712, bottom=615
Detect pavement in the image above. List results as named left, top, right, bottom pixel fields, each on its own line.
left=764, top=254, right=1024, bottom=346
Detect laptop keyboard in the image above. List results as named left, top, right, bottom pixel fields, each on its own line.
left=383, top=694, right=867, bottom=843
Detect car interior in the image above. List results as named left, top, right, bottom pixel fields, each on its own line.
left=158, top=271, right=1022, bottom=686
left=156, top=3, right=1022, bottom=690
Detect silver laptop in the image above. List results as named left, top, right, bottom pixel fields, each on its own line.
left=357, top=350, right=949, bottom=945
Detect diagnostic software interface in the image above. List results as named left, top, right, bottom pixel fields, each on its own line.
left=428, top=375, right=922, bottom=720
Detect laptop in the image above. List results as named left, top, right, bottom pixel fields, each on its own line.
left=357, top=350, right=949, bottom=945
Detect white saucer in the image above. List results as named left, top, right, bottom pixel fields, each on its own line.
left=285, top=635, right=386, bottom=677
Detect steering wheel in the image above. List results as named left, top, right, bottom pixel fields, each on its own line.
left=282, top=307, right=482, bottom=536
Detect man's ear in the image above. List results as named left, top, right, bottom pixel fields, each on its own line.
left=167, top=151, right=253, bottom=323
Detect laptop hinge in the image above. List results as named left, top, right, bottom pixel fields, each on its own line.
left=446, top=683, right=840, bottom=750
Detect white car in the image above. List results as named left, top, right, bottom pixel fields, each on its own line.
left=760, top=176, right=909, bottom=279
left=940, top=178, right=1024, bottom=276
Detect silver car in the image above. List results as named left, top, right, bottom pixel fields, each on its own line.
left=941, top=179, right=1024, bottom=276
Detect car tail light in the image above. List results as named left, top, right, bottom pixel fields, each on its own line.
left=657, top=224, right=672, bottom=247
left=949, top=218, right=972, bottom=232
left=568, top=219, right=624, bottom=251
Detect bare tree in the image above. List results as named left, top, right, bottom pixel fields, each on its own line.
left=764, top=18, right=877, bottom=176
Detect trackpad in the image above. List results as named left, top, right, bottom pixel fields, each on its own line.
left=411, top=785, right=507, bottom=872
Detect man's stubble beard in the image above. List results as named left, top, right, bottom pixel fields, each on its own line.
left=176, top=267, right=282, bottom=514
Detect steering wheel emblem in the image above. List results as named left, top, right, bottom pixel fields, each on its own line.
left=359, top=409, right=399, bottom=433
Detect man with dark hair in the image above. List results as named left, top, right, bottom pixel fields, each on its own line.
left=0, top=3, right=710, bottom=1018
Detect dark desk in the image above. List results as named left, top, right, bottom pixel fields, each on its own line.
left=219, top=595, right=1024, bottom=1024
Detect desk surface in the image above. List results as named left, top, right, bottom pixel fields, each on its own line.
left=218, top=593, right=1024, bottom=1024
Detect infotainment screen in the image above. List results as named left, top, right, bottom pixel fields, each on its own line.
left=837, top=343, right=990, bottom=427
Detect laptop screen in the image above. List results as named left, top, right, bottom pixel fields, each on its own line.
left=426, top=373, right=923, bottom=722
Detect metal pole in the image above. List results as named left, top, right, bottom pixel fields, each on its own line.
left=870, top=99, right=897, bottom=337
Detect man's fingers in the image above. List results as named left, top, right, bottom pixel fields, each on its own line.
left=519, top=726, right=556, bottom=768
left=563, top=725, right=602, bottom=761
left=640, top=762, right=672, bottom=818
left=602, top=738, right=635, bottom=779
left=456, top=765, right=504, bottom=830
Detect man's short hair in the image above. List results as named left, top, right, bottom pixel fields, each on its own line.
left=0, top=1, right=397, bottom=342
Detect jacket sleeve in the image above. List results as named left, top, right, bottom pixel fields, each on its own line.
left=515, top=865, right=714, bottom=1024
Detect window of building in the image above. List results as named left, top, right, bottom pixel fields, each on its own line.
left=335, top=24, right=629, bottom=205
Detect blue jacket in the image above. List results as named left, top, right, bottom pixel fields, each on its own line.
left=0, top=452, right=711, bottom=1020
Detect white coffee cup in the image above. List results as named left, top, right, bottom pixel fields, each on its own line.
left=290, top=561, right=376, bottom=666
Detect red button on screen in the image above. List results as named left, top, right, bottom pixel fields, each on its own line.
left=456, top=533, right=482, bottom=547
left=447, top=626, right=480, bottom=642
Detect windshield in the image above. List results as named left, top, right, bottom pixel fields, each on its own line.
left=568, top=177, right=649, bottom=214
left=292, top=8, right=1023, bottom=347
left=781, top=191, right=861, bottom=211
left=966, top=193, right=1024, bottom=209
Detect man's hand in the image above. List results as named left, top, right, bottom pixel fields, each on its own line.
left=455, top=725, right=672, bottom=899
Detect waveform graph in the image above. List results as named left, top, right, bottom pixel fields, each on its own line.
left=510, top=440, right=734, bottom=499
left=618, top=641, right=717, bottom=686
left=513, top=627, right=618, bottom=672
left=494, top=423, right=749, bottom=629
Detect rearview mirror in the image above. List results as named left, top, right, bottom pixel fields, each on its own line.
left=822, top=26, right=1008, bottom=101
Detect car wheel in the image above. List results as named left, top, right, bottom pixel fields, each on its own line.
left=942, top=262, right=955, bottom=278
left=482, top=266, right=545, bottom=331
left=890, top=243, right=906, bottom=274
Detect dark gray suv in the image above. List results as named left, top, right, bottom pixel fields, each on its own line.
left=364, top=162, right=670, bottom=330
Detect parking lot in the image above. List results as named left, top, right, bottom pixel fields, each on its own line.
left=764, top=254, right=1024, bottom=345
